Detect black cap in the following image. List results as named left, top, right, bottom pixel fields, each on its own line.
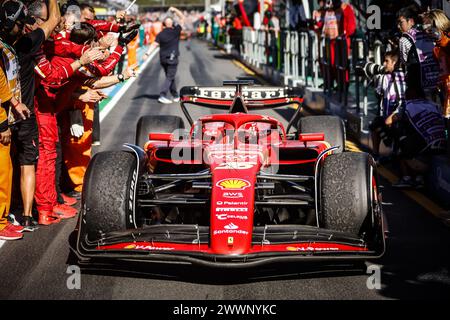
left=0, top=0, right=36, bottom=28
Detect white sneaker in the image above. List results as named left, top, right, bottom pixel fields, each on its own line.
left=7, top=213, right=20, bottom=226
left=172, top=96, right=180, bottom=102
left=158, top=96, right=172, bottom=104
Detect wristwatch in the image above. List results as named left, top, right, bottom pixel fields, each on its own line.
left=117, top=74, right=125, bottom=82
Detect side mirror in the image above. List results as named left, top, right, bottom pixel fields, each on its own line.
left=148, top=133, right=173, bottom=141
left=298, top=133, right=325, bottom=142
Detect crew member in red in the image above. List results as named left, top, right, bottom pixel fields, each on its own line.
left=32, top=20, right=106, bottom=224
left=79, top=4, right=140, bottom=38
left=43, top=7, right=120, bottom=73
left=56, top=24, right=137, bottom=193
left=46, top=23, right=133, bottom=81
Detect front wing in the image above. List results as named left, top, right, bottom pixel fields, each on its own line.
left=74, top=223, right=385, bottom=268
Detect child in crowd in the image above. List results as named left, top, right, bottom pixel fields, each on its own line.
left=370, top=51, right=406, bottom=162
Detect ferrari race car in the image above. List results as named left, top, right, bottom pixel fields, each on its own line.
left=73, top=80, right=385, bottom=267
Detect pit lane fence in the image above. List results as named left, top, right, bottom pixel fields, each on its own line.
left=240, top=27, right=379, bottom=116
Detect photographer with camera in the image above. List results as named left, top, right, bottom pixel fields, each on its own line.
left=374, top=6, right=446, bottom=189
left=398, top=6, right=440, bottom=100
left=359, top=51, right=406, bottom=164
left=143, top=6, right=185, bottom=104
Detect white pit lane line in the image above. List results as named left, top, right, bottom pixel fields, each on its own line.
left=100, top=48, right=159, bottom=123
left=0, top=49, right=160, bottom=252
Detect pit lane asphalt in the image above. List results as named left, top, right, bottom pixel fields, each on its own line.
left=1, top=39, right=450, bottom=300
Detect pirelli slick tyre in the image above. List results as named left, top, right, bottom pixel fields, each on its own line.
left=135, top=115, right=185, bottom=147
left=298, top=115, right=346, bottom=153
left=80, top=151, right=137, bottom=242
left=320, top=152, right=377, bottom=238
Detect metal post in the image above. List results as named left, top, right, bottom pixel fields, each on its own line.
left=292, top=32, right=298, bottom=83
left=300, top=32, right=306, bottom=86
left=335, top=38, right=342, bottom=103
left=284, top=30, right=290, bottom=85
left=260, top=0, right=265, bottom=22
left=354, top=37, right=360, bottom=114
left=343, top=36, right=348, bottom=108
left=363, top=37, right=369, bottom=116
left=311, top=32, right=319, bottom=88
left=285, top=0, right=290, bottom=29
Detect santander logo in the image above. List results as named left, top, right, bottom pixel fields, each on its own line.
left=224, top=223, right=239, bottom=230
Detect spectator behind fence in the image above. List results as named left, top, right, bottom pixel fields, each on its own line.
left=230, top=14, right=243, bottom=55
left=288, top=0, right=309, bottom=30
left=322, top=0, right=356, bottom=85
left=266, top=10, right=280, bottom=34
left=398, top=6, right=440, bottom=100
left=312, top=0, right=326, bottom=33
left=368, top=51, right=406, bottom=163
left=150, top=15, right=163, bottom=44
left=313, top=0, right=327, bottom=78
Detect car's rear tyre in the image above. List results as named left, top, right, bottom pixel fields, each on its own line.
left=135, top=115, right=185, bottom=147
left=80, top=151, right=137, bottom=242
left=320, top=152, right=377, bottom=237
left=298, top=115, right=345, bottom=153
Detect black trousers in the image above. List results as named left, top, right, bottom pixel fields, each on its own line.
left=92, top=102, right=100, bottom=143
left=160, top=62, right=178, bottom=97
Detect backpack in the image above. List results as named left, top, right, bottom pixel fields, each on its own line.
left=404, top=99, right=446, bottom=153
left=403, top=28, right=440, bottom=92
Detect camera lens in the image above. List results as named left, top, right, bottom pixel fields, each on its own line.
left=364, top=63, right=385, bottom=77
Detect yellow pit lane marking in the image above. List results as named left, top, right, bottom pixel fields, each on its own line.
left=232, top=59, right=256, bottom=76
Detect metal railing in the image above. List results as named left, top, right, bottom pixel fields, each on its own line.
left=240, top=27, right=379, bottom=116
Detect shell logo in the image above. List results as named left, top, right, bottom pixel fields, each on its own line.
left=124, top=244, right=137, bottom=249
left=216, top=178, right=251, bottom=190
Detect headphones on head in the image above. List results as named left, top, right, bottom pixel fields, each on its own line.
left=0, top=1, right=29, bottom=33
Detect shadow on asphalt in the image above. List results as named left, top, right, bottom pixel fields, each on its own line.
left=72, top=257, right=368, bottom=285
left=213, top=54, right=234, bottom=60
left=132, top=94, right=160, bottom=101
left=369, top=235, right=450, bottom=299
left=68, top=245, right=450, bottom=299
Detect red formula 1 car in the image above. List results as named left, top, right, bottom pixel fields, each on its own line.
left=73, top=80, right=385, bottom=267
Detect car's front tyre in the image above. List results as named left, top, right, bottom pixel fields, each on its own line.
left=79, top=151, right=138, bottom=242
left=320, top=152, right=380, bottom=239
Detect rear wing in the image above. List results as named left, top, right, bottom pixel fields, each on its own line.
left=179, top=80, right=304, bottom=133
